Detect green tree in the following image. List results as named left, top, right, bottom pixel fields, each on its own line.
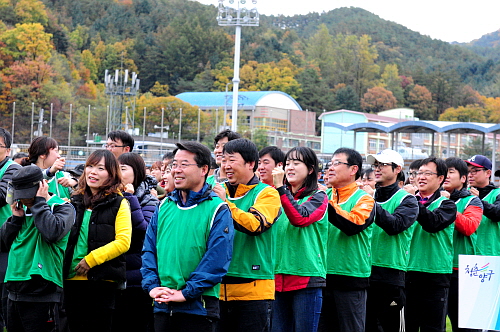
left=305, top=24, right=335, bottom=85
left=380, top=64, right=404, bottom=105
left=1, top=23, right=53, bottom=61
left=460, top=136, right=492, bottom=160
left=335, top=85, right=360, bottom=111
left=15, top=0, right=48, bottom=26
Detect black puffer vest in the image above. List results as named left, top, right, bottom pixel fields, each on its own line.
left=65, top=193, right=126, bottom=282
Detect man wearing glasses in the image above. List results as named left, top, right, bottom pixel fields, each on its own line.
left=404, top=157, right=457, bottom=332
left=105, top=130, right=134, bottom=159
left=364, top=149, right=418, bottom=332
left=465, top=154, right=500, bottom=257
left=319, top=148, right=376, bottom=332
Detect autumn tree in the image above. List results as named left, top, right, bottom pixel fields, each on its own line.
left=1, top=23, right=53, bottom=61
left=305, top=24, right=335, bottom=85
left=439, top=106, right=486, bottom=123
left=380, top=64, right=404, bottom=105
left=15, top=0, right=48, bottom=26
left=361, top=86, right=397, bottom=113
left=406, top=84, right=433, bottom=120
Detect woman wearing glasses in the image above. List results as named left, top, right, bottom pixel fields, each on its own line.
left=271, top=147, right=328, bottom=332
left=21, top=136, right=77, bottom=199
left=63, top=149, right=132, bottom=332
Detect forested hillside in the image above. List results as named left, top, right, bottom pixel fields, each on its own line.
left=1, top=0, right=500, bottom=144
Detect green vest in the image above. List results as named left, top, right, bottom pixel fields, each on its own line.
left=206, top=175, right=216, bottom=187
left=408, top=196, right=453, bottom=274
left=327, top=188, right=373, bottom=277
left=157, top=196, right=226, bottom=298
left=476, top=188, right=500, bottom=256
left=372, top=189, right=415, bottom=271
left=68, top=209, right=92, bottom=279
left=47, top=171, right=71, bottom=200
left=453, top=195, right=477, bottom=268
left=0, top=159, right=14, bottom=226
left=5, top=196, right=70, bottom=287
left=274, top=192, right=328, bottom=277
left=226, top=182, right=276, bottom=279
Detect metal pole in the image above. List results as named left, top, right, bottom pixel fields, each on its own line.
left=125, top=106, right=129, bottom=131
left=178, top=108, right=182, bottom=142
left=215, top=109, right=219, bottom=133
left=38, top=108, right=44, bottom=136
left=68, top=104, right=72, bottom=147
left=231, top=24, right=242, bottom=132
left=224, top=83, right=230, bottom=129
left=11, top=102, right=15, bottom=145
left=87, top=105, right=91, bottom=147
left=197, top=108, right=201, bottom=142
left=50, top=103, right=53, bottom=137
left=160, top=108, right=164, bottom=154
left=305, top=109, right=308, bottom=135
left=30, top=102, right=34, bottom=142
left=142, top=107, right=146, bottom=149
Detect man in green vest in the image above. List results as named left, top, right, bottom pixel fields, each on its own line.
left=0, top=165, right=74, bottom=332
left=141, top=142, right=234, bottom=331
left=319, top=147, right=376, bottom=332
left=0, top=127, right=21, bottom=330
left=365, top=149, right=419, bottom=332
left=213, top=138, right=281, bottom=332
left=206, top=129, right=241, bottom=186
left=442, top=157, right=483, bottom=332
left=465, top=154, right=500, bottom=257
left=404, top=157, right=457, bottom=332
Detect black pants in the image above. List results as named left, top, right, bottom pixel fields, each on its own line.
left=112, top=287, right=153, bottom=332
left=366, top=281, right=405, bottom=332
left=219, top=300, right=272, bottom=332
left=405, top=282, right=448, bottom=332
left=7, top=299, right=61, bottom=332
left=318, top=288, right=367, bottom=332
left=154, top=312, right=217, bottom=332
left=0, top=283, right=6, bottom=330
left=64, top=280, right=117, bottom=332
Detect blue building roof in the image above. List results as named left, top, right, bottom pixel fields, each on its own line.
left=176, top=91, right=303, bottom=110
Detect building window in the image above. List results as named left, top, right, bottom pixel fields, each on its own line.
left=290, top=139, right=299, bottom=147
left=450, top=134, right=456, bottom=143
left=378, top=141, right=385, bottom=150
left=254, top=117, right=287, bottom=132
left=307, top=141, right=320, bottom=150
left=268, top=137, right=275, bottom=145
left=369, top=139, right=377, bottom=150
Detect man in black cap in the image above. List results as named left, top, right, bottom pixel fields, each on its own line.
left=465, top=154, right=500, bottom=257
left=0, top=165, right=74, bottom=332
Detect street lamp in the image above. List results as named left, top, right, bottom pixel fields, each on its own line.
left=217, top=0, right=259, bottom=132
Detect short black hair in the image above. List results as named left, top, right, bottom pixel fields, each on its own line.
left=284, top=147, right=319, bottom=197
left=108, top=130, right=134, bottom=152
left=173, top=142, right=212, bottom=179
left=333, top=147, right=363, bottom=179
left=223, top=138, right=259, bottom=172
left=214, top=129, right=241, bottom=146
left=210, top=156, right=218, bottom=170
left=163, top=152, right=174, bottom=161
left=397, top=169, right=406, bottom=183
left=361, top=168, right=374, bottom=179
left=118, top=153, right=146, bottom=191
left=259, top=146, right=285, bottom=166
left=0, top=128, right=12, bottom=148
left=12, top=152, right=28, bottom=160
left=445, top=157, right=468, bottom=189
left=420, top=156, right=447, bottom=185
left=409, top=159, right=424, bottom=171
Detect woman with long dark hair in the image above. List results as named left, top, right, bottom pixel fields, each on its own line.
left=22, top=136, right=77, bottom=199
left=271, top=147, right=329, bottom=332
left=63, top=149, right=131, bottom=332
left=113, top=152, right=159, bottom=332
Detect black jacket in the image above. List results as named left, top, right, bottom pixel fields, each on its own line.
left=65, top=193, right=127, bottom=282
left=477, top=183, right=500, bottom=222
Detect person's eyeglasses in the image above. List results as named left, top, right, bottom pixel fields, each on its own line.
left=171, top=163, right=198, bottom=169
left=371, top=163, right=392, bottom=170
left=330, top=160, right=352, bottom=167
left=103, top=144, right=126, bottom=149
left=416, top=171, right=438, bottom=177
left=407, top=171, right=418, bottom=177
left=469, top=168, right=486, bottom=175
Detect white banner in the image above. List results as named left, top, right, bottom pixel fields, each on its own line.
left=459, top=255, right=500, bottom=330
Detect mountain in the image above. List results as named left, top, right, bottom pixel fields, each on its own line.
left=468, top=29, right=500, bottom=48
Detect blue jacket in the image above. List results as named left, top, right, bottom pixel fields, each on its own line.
left=141, top=183, right=234, bottom=317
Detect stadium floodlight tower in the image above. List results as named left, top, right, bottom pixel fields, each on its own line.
left=104, top=69, right=140, bottom=133
left=217, top=0, right=259, bottom=132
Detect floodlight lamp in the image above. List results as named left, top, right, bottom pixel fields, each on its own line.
left=252, top=0, right=257, bottom=3
left=229, top=0, right=234, bottom=4
left=240, top=0, right=246, bottom=4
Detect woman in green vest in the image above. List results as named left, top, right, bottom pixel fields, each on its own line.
left=21, top=136, right=77, bottom=200
left=271, top=147, right=329, bottom=332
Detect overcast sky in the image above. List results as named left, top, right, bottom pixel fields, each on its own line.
left=193, top=0, right=500, bottom=43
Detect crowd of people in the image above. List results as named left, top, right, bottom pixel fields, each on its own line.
left=0, top=125, right=496, bottom=332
